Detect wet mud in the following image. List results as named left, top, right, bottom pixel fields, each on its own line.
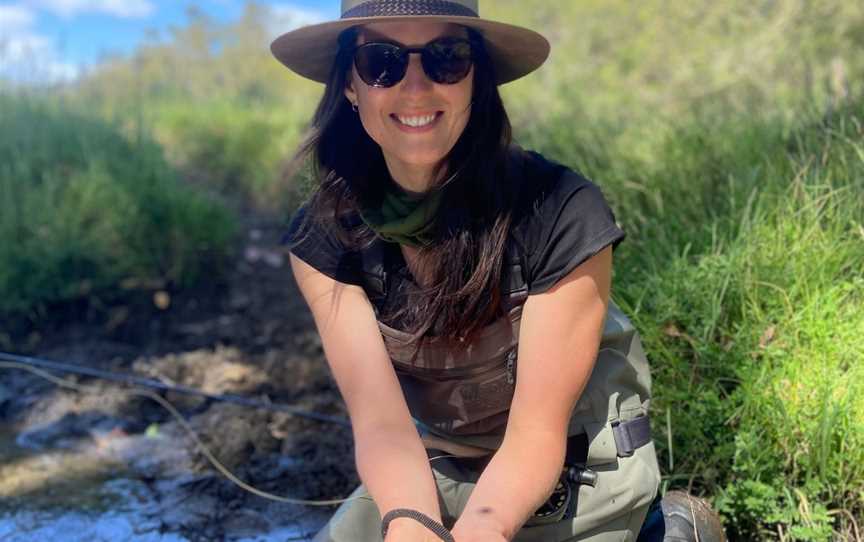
left=0, top=219, right=358, bottom=541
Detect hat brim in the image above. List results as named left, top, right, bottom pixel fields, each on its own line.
left=270, top=15, right=550, bottom=85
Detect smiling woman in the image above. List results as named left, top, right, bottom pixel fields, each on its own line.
left=272, top=1, right=663, bottom=542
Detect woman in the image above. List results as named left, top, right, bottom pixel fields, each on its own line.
left=273, top=1, right=660, bottom=541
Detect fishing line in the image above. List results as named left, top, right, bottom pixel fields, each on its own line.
left=0, top=355, right=457, bottom=507
left=0, top=351, right=349, bottom=427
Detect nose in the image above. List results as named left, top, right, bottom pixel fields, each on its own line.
left=400, top=52, right=434, bottom=92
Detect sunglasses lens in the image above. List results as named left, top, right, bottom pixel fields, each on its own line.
left=423, top=38, right=473, bottom=84
left=354, top=43, right=405, bottom=88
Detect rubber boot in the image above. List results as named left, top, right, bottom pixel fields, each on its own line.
left=636, top=490, right=727, bottom=542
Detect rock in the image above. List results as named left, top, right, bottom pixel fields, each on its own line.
left=0, top=383, right=12, bottom=411
left=153, top=291, right=171, bottom=311
left=188, top=403, right=279, bottom=470
left=16, top=411, right=125, bottom=451
left=221, top=509, right=273, bottom=538
left=228, top=292, right=252, bottom=311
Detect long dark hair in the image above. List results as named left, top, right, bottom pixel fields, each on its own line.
left=291, top=25, right=516, bottom=347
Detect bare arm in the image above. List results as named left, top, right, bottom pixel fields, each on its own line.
left=452, top=247, right=613, bottom=540
left=290, top=254, right=442, bottom=541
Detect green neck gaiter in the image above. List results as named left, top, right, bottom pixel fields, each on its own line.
left=359, top=187, right=444, bottom=248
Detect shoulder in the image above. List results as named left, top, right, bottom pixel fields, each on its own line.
left=507, top=147, right=625, bottom=295
left=282, top=201, right=366, bottom=287
left=508, top=147, right=615, bottom=243
left=511, top=147, right=591, bottom=200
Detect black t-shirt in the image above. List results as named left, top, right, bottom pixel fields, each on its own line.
left=284, top=147, right=625, bottom=302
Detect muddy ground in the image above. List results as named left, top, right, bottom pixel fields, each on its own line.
left=0, top=215, right=358, bottom=541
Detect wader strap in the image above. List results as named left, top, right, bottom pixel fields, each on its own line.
left=611, top=415, right=652, bottom=457
left=566, top=416, right=652, bottom=464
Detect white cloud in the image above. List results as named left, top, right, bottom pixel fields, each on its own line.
left=0, top=3, right=79, bottom=83
left=1, top=0, right=156, bottom=85
left=0, top=36, right=80, bottom=83
left=30, top=0, right=156, bottom=19
left=270, top=3, right=326, bottom=35
left=0, top=5, right=36, bottom=31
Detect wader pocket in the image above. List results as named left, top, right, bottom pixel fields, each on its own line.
left=584, top=421, right=618, bottom=466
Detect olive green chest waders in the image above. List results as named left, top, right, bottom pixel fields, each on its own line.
left=312, top=249, right=660, bottom=542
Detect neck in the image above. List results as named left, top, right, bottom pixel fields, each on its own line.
left=383, top=154, right=441, bottom=195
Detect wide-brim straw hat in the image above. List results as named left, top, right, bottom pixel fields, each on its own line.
left=271, top=0, right=550, bottom=85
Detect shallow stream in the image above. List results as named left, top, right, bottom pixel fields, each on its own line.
left=0, top=422, right=328, bottom=541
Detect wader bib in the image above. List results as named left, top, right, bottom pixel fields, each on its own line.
left=313, top=244, right=661, bottom=541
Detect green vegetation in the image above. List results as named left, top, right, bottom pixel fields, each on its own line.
left=69, top=3, right=320, bottom=210
left=605, top=104, right=864, bottom=541
left=495, top=3, right=864, bottom=538
left=2, top=0, right=862, bottom=538
left=0, top=95, right=236, bottom=322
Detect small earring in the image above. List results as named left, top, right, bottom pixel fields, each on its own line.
left=351, top=102, right=358, bottom=113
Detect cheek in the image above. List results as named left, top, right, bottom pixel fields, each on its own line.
left=351, top=82, right=386, bottom=135
left=357, top=92, right=389, bottom=139
left=448, top=82, right=474, bottom=129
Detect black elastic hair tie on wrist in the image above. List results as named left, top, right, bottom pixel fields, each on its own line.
left=381, top=508, right=455, bottom=542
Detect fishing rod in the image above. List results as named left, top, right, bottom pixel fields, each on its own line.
left=0, top=351, right=350, bottom=428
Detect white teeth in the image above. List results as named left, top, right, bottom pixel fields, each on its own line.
left=397, top=113, right=438, bottom=127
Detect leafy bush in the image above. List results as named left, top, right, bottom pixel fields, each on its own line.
left=150, top=99, right=307, bottom=211
left=499, top=0, right=864, bottom=132
left=0, top=94, right=237, bottom=321
left=70, top=3, right=321, bottom=213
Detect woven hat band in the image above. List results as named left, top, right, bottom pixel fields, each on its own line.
left=342, top=0, right=479, bottom=19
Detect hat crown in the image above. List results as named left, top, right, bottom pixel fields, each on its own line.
left=341, top=0, right=479, bottom=18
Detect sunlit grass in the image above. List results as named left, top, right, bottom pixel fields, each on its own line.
left=601, top=104, right=864, bottom=540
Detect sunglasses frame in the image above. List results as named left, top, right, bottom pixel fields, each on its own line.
left=351, top=36, right=476, bottom=88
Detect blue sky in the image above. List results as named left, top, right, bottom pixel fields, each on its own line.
left=0, top=1, right=340, bottom=82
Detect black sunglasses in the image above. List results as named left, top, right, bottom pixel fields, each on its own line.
left=352, top=36, right=474, bottom=88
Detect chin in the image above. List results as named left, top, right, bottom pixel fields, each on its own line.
left=398, top=144, right=455, bottom=165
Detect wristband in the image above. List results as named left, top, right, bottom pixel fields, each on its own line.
left=381, top=508, right=455, bottom=542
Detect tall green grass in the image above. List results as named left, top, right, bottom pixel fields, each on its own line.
left=0, top=94, right=237, bottom=323
left=495, top=7, right=864, bottom=534
left=524, top=97, right=864, bottom=539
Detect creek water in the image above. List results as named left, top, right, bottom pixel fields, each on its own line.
left=0, top=424, right=326, bottom=541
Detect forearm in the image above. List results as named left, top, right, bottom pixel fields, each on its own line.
left=355, top=427, right=443, bottom=536
left=456, top=430, right=567, bottom=539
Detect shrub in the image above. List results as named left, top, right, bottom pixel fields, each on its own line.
left=150, top=99, right=308, bottom=211
left=0, top=94, right=237, bottom=322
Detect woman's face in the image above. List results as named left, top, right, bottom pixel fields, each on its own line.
left=344, top=22, right=474, bottom=185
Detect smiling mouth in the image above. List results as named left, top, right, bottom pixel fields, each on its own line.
left=391, top=112, right=443, bottom=128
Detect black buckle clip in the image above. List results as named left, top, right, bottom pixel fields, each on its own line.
left=611, top=419, right=635, bottom=457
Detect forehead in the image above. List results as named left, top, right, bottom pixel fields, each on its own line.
left=358, top=22, right=468, bottom=45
